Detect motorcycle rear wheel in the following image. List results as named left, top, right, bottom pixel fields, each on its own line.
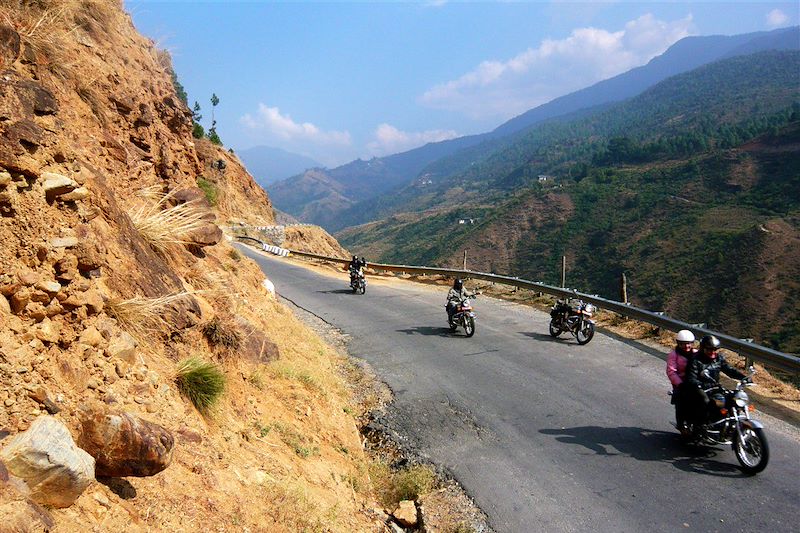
left=576, top=321, right=595, bottom=345
left=734, top=426, right=769, bottom=475
left=464, top=316, right=475, bottom=338
left=448, top=316, right=457, bottom=332
left=548, top=321, right=563, bottom=338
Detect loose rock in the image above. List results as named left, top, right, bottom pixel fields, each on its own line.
left=393, top=500, right=419, bottom=528
left=0, top=416, right=95, bottom=508
left=78, top=407, right=174, bottom=477
left=79, top=326, right=103, bottom=347
left=41, top=173, right=78, bottom=201
left=106, top=332, right=137, bottom=364
left=50, top=237, right=79, bottom=249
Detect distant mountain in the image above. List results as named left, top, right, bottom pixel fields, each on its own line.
left=237, top=145, right=321, bottom=186
left=269, top=26, right=799, bottom=229
left=492, top=27, right=799, bottom=137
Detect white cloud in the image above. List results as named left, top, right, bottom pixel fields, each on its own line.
left=240, top=104, right=352, bottom=146
left=420, top=13, right=693, bottom=120
left=766, top=9, right=789, bottom=28
left=366, top=124, right=459, bottom=157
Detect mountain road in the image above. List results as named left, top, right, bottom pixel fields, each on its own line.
left=239, top=245, right=800, bottom=533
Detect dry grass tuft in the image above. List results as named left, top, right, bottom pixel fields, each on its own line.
left=201, top=316, right=242, bottom=352
left=175, top=357, right=226, bottom=414
left=106, top=291, right=192, bottom=340
left=129, top=189, right=208, bottom=253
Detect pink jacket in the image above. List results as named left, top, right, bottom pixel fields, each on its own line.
left=666, top=349, right=695, bottom=387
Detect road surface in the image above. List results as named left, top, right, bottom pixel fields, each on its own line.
left=240, top=246, right=800, bottom=533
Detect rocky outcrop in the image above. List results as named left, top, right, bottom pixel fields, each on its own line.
left=78, top=407, right=174, bottom=478
left=234, top=316, right=280, bottom=363
left=0, top=416, right=95, bottom=508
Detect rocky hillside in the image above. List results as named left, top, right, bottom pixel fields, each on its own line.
left=0, top=1, right=388, bottom=531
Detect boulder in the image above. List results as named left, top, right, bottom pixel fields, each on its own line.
left=35, top=280, right=61, bottom=295
left=0, top=170, right=11, bottom=186
left=55, top=255, right=79, bottom=282
left=393, top=500, right=419, bottom=528
left=0, top=191, right=13, bottom=216
left=78, top=407, right=174, bottom=478
left=187, top=223, right=223, bottom=247
left=59, top=187, right=90, bottom=202
left=50, top=236, right=79, bottom=249
left=10, top=288, right=30, bottom=313
left=41, top=173, right=77, bottom=202
left=0, top=295, right=9, bottom=314
left=0, top=25, right=21, bottom=68
left=34, top=318, right=60, bottom=344
left=83, top=289, right=104, bottom=314
left=0, top=416, right=95, bottom=508
left=79, top=326, right=103, bottom=347
left=106, top=332, right=137, bottom=364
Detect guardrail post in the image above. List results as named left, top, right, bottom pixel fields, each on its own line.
left=463, top=250, right=467, bottom=271
left=561, top=256, right=566, bottom=288
left=620, top=272, right=628, bottom=304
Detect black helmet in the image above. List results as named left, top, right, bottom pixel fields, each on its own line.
left=453, top=278, right=463, bottom=290
left=700, top=335, right=721, bottom=352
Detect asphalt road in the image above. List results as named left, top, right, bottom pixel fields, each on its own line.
left=240, top=246, right=800, bottom=533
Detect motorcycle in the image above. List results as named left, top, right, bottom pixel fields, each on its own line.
left=448, top=295, right=477, bottom=337
left=349, top=270, right=366, bottom=294
left=548, top=298, right=596, bottom=345
left=669, top=368, right=769, bottom=475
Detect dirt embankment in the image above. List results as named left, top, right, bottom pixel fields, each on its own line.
left=0, top=2, right=397, bottom=531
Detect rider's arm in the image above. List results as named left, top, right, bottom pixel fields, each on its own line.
left=666, top=351, right=683, bottom=387
left=719, top=356, right=746, bottom=380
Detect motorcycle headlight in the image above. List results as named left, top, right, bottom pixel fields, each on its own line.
left=734, top=391, right=749, bottom=407
left=584, top=304, right=595, bottom=314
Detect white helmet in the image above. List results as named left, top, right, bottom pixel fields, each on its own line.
left=676, top=330, right=695, bottom=343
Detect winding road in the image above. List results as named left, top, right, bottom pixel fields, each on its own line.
left=239, top=245, right=800, bottom=533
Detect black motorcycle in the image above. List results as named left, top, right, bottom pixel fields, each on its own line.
left=670, top=369, right=769, bottom=475
left=548, top=299, right=595, bottom=345
left=448, top=295, right=477, bottom=337
left=349, top=270, right=366, bottom=294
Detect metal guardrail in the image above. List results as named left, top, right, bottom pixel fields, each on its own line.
left=235, top=237, right=800, bottom=374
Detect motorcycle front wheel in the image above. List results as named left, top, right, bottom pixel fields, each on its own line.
left=464, top=316, right=475, bottom=338
left=576, top=321, right=595, bottom=345
left=734, top=426, right=769, bottom=474
left=358, top=282, right=366, bottom=295
left=548, top=321, right=563, bottom=338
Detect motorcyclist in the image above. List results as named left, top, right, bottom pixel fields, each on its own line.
left=666, top=330, right=697, bottom=433
left=684, top=335, right=747, bottom=424
left=446, top=278, right=475, bottom=322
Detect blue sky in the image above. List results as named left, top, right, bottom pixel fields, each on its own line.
left=125, top=1, right=798, bottom=167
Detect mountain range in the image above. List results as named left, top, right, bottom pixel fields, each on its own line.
left=237, top=145, right=321, bottom=187
left=267, top=26, right=799, bottom=231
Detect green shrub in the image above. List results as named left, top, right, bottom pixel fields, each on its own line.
left=175, top=357, right=225, bottom=414
left=394, top=464, right=436, bottom=501
left=196, top=176, right=218, bottom=206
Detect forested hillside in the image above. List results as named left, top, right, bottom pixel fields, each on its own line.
left=339, top=50, right=800, bottom=352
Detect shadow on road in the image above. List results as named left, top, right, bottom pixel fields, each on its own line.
left=397, top=326, right=453, bottom=337
left=316, top=289, right=357, bottom=295
left=540, top=426, right=748, bottom=478
left=520, top=331, right=572, bottom=344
